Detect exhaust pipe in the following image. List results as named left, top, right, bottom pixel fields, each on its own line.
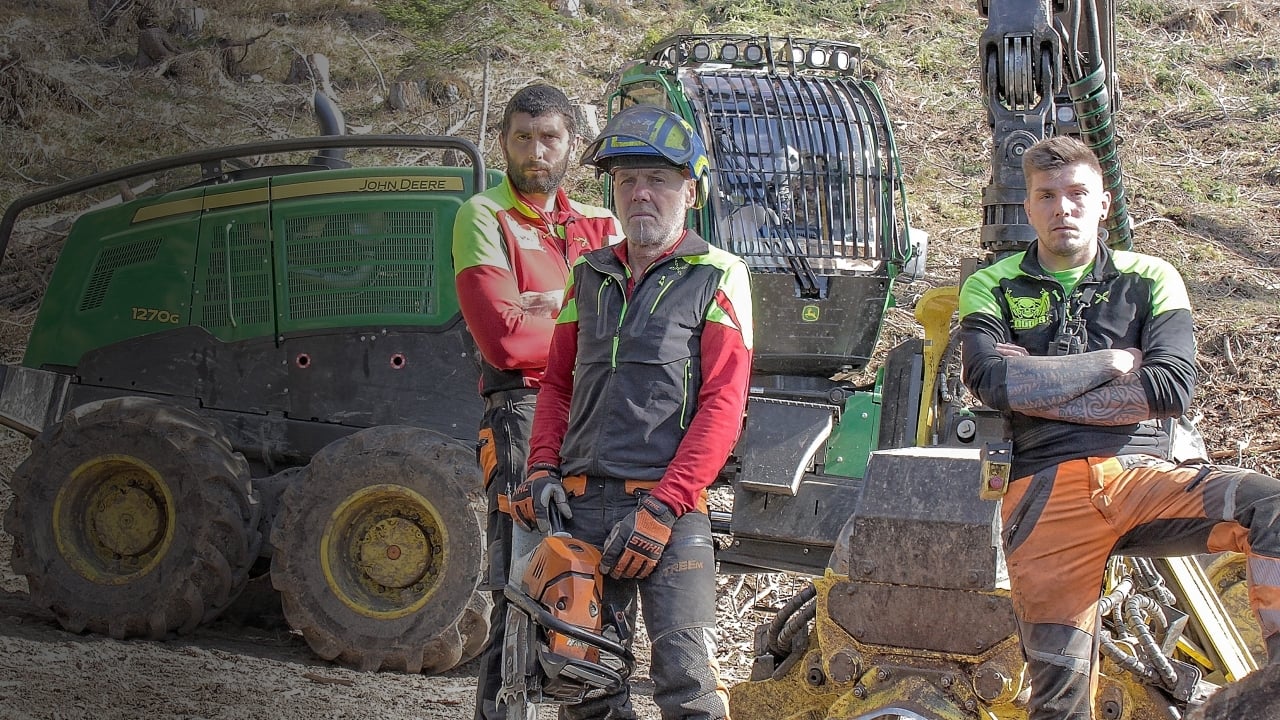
left=311, top=91, right=351, bottom=169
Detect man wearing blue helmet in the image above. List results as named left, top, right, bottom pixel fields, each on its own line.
left=511, top=105, right=753, bottom=720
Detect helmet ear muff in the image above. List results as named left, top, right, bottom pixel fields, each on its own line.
left=693, top=175, right=709, bottom=210
left=677, top=167, right=708, bottom=211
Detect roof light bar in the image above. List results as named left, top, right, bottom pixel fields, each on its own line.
left=642, top=34, right=863, bottom=76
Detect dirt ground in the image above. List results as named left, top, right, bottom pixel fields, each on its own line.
left=0, top=509, right=772, bottom=720
left=0, top=586, right=484, bottom=720
left=0, top=424, right=778, bottom=719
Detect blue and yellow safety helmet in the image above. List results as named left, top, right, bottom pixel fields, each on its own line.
left=581, top=105, right=711, bottom=209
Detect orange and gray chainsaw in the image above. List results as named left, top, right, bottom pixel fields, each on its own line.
left=497, top=510, right=636, bottom=719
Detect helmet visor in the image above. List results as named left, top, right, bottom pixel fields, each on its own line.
left=581, top=106, right=700, bottom=169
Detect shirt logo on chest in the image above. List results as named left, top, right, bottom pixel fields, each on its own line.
left=1006, top=289, right=1051, bottom=331
left=502, top=213, right=546, bottom=251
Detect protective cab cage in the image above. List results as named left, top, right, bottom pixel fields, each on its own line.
left=611, top=34, right=923, bottom=379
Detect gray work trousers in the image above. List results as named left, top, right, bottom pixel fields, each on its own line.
left=474, top=392, right=542, bottom=720
left=557, top=477, right=728, bottom=720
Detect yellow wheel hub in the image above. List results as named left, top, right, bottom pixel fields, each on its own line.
left=54, top=455, right=175, bottom=584
left=358, top=516, right=431, bottom=589
left=323, top=483, right=447, bottom=620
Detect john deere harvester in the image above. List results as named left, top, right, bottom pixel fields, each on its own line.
left=0, top=101, right=496, bottom=673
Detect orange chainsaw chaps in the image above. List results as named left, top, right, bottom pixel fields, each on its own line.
left=521, top=535, right=605, bottom=662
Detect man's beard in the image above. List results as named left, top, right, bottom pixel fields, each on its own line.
left=625, top=208, right=685, bottom=250
left=509, top=156, right=569, bottom=196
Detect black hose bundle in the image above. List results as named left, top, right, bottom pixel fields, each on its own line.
left=1097, top=565, right=1181, bottom=694
left=766, top=583, right=817, bottom=658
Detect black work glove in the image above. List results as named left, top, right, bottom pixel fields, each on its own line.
left=599, top=493, right=676, bottom=580
left=510, top=464, right=572, bottom=533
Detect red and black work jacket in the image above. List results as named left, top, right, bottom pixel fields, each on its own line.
left=452, top=176, right=622, bottom=396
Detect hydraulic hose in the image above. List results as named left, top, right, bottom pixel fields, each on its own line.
left=1124, top=594, right=1179, bottom=689
left=767, top=583, right=817, bottom=658
left=1101, top=629, right=1156, bottom=681
left=1068, top=65, right=1131, bottom=251
left=1097, top=575, right=1134, bottom=617
left=1065, top=0, right=1129, bottom=250
left=1098, top=571, right=1182, bottom=692
left=773, top=597, right=816, bottom=658
left=1133, top=557, right=1178, bottom=606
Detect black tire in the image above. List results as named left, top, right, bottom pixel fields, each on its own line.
left=458, top=590, right=493, bottom=665
left=270, top=425, right=489, bottom=673
left=4, top=397, right=261, bottom=639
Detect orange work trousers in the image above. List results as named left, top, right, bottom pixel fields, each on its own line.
left=1001, top=455, right=1280, bottom=720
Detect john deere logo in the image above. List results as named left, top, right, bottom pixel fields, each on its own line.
left=801, top=305, right=820, bottom=322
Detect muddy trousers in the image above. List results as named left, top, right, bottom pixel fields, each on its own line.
left=474, top=392, right=542, bottom=720
left=557, top=479, right=730, bottom=720
left=1001, top=455, right=1280, bottom=720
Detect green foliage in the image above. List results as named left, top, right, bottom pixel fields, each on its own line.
left=380, top=0, right=562, bottom=63
left=695, top=0, right=893, bottom=33
left=1119, top=0, right=1177, bottom=26
left=637, top=26, right=672, bottom=54
left=1177, top=176, right=1243, bottom=207
left=912, top=33, right=966, bottom=76
left=1205, top=181, right=1242, bottom=206
left=1158, top=69, right=1214, bottom=100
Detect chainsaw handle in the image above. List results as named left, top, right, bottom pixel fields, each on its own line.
left=547, top=503, right=568, bottom=537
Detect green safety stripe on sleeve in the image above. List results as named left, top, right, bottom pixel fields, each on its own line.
left=695, top=248, right=754, bottom=350
left=1109, top=250, right=1191, bottom=316
left=556, top=266, right=580, bottom=324
left=958, top=253, right=1025, bottom=319
left=451, top=191, right=513, bottom=274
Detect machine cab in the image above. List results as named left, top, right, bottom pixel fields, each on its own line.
left=604, top=35, right=925, bottom=379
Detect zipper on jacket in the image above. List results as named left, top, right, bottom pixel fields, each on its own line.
left=612, top=317, right=624, bottom=368
left=596, top=277, right=613, bottom=339
left=586, top=274, right=623, bottom=478
left=680, top=359, right=691, bottom=429
left=593, top=272, right=628, bottom=369
left=650, top=273, right=675, bottom=313
left=611, top=267, right=631, bottom=368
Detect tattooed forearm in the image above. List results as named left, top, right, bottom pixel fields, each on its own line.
left=1017, top=374, right=1152, bottom=425
left=1003, top=349, right=1138, bottom=411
